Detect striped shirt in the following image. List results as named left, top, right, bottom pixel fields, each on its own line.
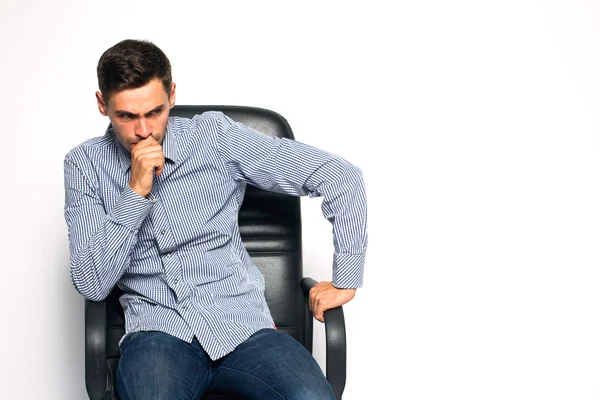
left=64, top=111, right=367, bottom=360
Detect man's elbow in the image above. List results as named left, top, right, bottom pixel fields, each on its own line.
left=344, top=163, right=366, bottom=194
left=70, top=270, right=110, bottom=302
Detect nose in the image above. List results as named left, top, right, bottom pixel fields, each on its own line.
left=134, top=117, right=152, bottom=138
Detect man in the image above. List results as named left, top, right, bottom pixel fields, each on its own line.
left=64, top=39, right=367, bottom=400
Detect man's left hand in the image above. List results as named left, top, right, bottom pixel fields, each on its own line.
left=309, top=281, right=356, bottom=323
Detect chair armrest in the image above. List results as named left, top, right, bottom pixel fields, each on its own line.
left=85, top=299, right=109, bottom=400
left=301, top=278, right=347, bottom=400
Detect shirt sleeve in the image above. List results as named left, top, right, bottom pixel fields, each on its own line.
left=211, top=113, right=368, bottom=288
left=64, top=151, right=154, bottom=301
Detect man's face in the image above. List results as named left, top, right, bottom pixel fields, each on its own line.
left=96, top=79, right=176, bottom=152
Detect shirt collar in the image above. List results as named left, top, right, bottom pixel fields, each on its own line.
left=113, top=119, right=178, bottom=173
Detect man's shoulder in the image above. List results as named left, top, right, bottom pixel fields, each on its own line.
left=64, top=134, right=118, bottom=165
left=168, top=111, right=228, bottom=133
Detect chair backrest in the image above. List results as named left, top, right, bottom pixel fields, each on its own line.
left=101, top=105, right=311, bottom=372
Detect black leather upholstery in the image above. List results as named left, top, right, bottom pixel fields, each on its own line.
left=84, top=105, right=347, bottom=400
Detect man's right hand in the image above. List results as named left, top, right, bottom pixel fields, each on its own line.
left=129, top=136, right=165, bottom=197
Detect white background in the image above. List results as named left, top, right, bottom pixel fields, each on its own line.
left=1, top=0, right=599, bottom=399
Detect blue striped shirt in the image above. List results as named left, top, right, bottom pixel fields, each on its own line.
left=64, top=111, right=367, bottom=360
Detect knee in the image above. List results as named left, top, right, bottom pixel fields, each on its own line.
left=289, top=383, right=336, bottom=400
left=115, top=332, right=210, bottom=400
left=116, top=361, right=176, bottom=400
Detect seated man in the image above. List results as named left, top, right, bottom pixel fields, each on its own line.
left=64, top=39, right=367, bottom=400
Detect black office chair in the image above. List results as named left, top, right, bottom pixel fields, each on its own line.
left=84, top=105, right=347, bottom=400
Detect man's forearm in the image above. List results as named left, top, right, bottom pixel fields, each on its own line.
left=66, top=157, right=153, bottom=301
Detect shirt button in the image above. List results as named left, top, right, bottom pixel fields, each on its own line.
left=182, top=305, right=188, bottom=310
left=174, top=279, right=179, bottom=284
left=161, top=230, right=166, bottom=235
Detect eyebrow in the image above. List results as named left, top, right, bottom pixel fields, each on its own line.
left=114, top=105, right=165, bottom=118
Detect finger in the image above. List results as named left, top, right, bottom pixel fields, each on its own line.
left=315, top=305, right=325, bottom=323
left=131, top=141, right=161, bottom=159
left=310, top=287, right=322, bottom=309
left=132, top=158, right=164, bottom=178
left=309, top=287, right=315, bottom=313
left=132, top=146, right=163, bottom=159
left=132, top=155, right=164, bottom=172
left=312, top=293, right=327, bottom=322
left=132, top=140, right=152, bottom=150
left=148, top=159, right=165, bottom=175
left=135, top=152, right=165, bottom=166
left=154, top=162, right=165, bottom=177
left=140, top=154, right=164, bottom=166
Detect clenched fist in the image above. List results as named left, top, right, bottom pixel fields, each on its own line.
left=129, top=136, right=165, bottom=197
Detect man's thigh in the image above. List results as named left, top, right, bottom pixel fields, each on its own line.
left=116, top=331, right=211, bottom=400
left=210, top=328, right=335, bottom=400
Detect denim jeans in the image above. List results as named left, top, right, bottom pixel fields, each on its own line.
left=116, top=328, right=335, bottom=400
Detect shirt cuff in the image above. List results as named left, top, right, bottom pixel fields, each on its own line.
left=108, top=187, right=154, bottom=231
left=332, top=252, right=365, bottom=289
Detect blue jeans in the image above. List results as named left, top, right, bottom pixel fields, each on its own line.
left=116, top=328, right=335, bottom=400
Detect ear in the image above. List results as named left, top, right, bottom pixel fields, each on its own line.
left=96, top=91, right=108, bottom=116
left=169, top=83, right=177, bottom=109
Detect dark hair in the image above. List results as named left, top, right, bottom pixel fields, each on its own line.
left=97, top=39, right=172, bottom=103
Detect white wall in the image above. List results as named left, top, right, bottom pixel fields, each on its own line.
left=1, top=0, right=599, bottom=398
